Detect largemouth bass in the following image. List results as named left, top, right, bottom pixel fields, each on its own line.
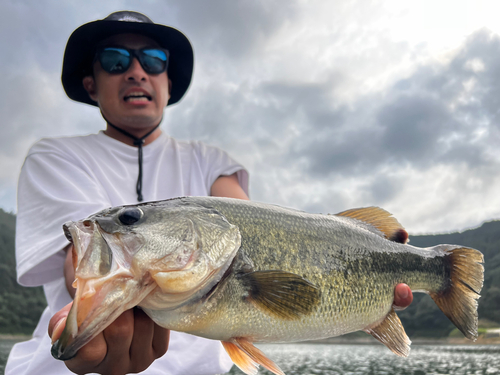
left=52, top=197, right=484, bottom=375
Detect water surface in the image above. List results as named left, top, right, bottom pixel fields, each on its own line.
left=0, top=339, right=23, bottom=375
left=227, top=343, right=500, bottom=375
left=1, top=339, right=499, bottom=375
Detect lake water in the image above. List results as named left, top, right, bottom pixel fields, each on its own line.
left=227, top=343, right=500, bottom=375
left=0, top=339, right=21, bottom=375
left=1, top=339, right=499, bottom=375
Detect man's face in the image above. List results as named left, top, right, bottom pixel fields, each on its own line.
left=83, top=33, right=171, bottom=131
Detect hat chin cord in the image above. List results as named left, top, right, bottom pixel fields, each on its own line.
left=102, top=115, right=162, bottom=202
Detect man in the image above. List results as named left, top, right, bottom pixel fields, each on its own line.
left=7, top=11, right=412, bottom=375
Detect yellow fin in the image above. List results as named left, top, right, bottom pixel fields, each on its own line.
left=364, top=308, right=411, bottom=357
left=430, top=246, right=484, bottom=340
left=336, top=207, right=409, bottom=244
left=222, top=338, right=285, bottom=375
left=221, top=340, right=259, bottom=375
left=242, top=270, right=321, bottom=320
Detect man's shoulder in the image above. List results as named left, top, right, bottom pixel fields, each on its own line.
left=27, top=133, right=101, bottom=156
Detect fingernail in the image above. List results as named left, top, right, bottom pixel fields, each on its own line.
left=399, top=287, right=409, bottom=299
left=51, top=319, right=66, bottom=344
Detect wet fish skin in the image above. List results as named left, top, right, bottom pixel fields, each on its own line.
left=52, top=197, right=484, bottom=375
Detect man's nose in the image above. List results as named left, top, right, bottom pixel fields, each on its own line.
left=125, top=57, right=147, bottom=81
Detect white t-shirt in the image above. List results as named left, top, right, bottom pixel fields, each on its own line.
left=7, top=130, right=249, bottom=375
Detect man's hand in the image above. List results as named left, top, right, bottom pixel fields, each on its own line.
left=393, top=283, right=413, bottom=311
left=49, top=302, right=169, bottom=375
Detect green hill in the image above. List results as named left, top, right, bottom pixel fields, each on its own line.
left=0, top=209, right=498, bottom=336
left=0, top=209, right=46, bottom=334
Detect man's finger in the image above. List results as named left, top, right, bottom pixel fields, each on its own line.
left=152, top=324, right=170, bottom=359
left=48, top=302, right=72, bottom=343
left=393, top=283, right=413, bottom=311
left=129, top=308, right=157, bottom=373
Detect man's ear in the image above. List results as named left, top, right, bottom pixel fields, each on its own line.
left=82, top=76, right=98, bottom=102
left=167, top=78, right=172, bottom=102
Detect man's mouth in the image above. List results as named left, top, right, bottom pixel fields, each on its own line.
left=124, top=92, right=152, bottom=102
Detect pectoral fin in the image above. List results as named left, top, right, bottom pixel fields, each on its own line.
left=241, top=270, right=320, bottom=320
left=364, top=308, right=411, bottom=357
left=222, top=338, right=285, bottom=375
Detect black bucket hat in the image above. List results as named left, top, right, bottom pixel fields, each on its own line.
left=62, top=11, right=194, bottom=107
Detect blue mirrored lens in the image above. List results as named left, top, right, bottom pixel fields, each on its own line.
left=100, top=48, right=131, bottom=73
left=140, top=49, right=168, bottom=74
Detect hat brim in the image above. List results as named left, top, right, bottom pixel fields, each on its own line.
left=62, top=19, right=194, bottom=107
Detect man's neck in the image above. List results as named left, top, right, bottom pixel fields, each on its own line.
left=104, top=124, right=162, bottom=147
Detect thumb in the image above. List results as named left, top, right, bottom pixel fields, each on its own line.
left=48, top=302, right=73, bottom=343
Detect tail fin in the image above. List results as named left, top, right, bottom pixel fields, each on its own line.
left=430, top=246, right=484, bottom=340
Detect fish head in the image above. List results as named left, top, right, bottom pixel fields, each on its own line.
left=52, top=200, right=241, bottom=360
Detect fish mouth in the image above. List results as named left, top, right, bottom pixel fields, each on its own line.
left=52, top=221, right=152, bottom=361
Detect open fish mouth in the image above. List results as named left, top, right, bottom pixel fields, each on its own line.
left=53, top=220, right=152, bottom=360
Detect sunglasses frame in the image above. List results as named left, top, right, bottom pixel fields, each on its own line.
left=93, top=46, right=170, bottom=75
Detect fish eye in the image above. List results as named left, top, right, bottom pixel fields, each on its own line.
left=118, top=207, right=143, bottom=225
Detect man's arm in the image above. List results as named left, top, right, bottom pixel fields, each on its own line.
left=211, top=173, right=249, bottom=200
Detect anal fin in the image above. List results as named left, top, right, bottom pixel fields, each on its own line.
left=364, top=308, right=411, bottom=357
left=222, top=338, right=285, bottom=375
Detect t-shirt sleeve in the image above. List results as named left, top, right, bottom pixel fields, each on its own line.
left=16, top=145, right=111, bottom=287
left=192, top=141, right=249, bottom=196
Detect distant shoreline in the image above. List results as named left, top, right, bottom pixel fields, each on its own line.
left=277, top=335, right=500, bottom=346
left=3, top=334, right=498, bottom=346
left=0, top=334, right=32, bottom=340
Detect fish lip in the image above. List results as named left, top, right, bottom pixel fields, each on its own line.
left=51, top=282, right=136, bottom=361
left=63, top=222, right=74, bottom=242
left=52, top=274, right=156, bottom=361
left=53, top=215, right=152, bottom=361
left=51, top=340, right=76, bottom=361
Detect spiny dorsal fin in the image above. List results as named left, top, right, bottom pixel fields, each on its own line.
left=241, top=270, right=321, bottom=320
left=364, top=308, right=411, bottom=357
left=222, top=338, right=285, bottom=375
left=336, top=207, right=409, bottom=244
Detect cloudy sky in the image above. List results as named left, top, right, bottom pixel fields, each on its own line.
left=2, top=0, right=500, bottom=234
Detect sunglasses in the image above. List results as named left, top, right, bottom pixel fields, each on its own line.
left=94, top=47, right=170, bottom=75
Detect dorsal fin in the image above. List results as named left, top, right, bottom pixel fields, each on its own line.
left=336, top=207, right=409, bottom=244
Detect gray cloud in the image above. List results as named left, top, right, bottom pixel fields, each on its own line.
left=275, top=29, right=500, bottom=183
left=172, top=0, right=299, bottom=59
